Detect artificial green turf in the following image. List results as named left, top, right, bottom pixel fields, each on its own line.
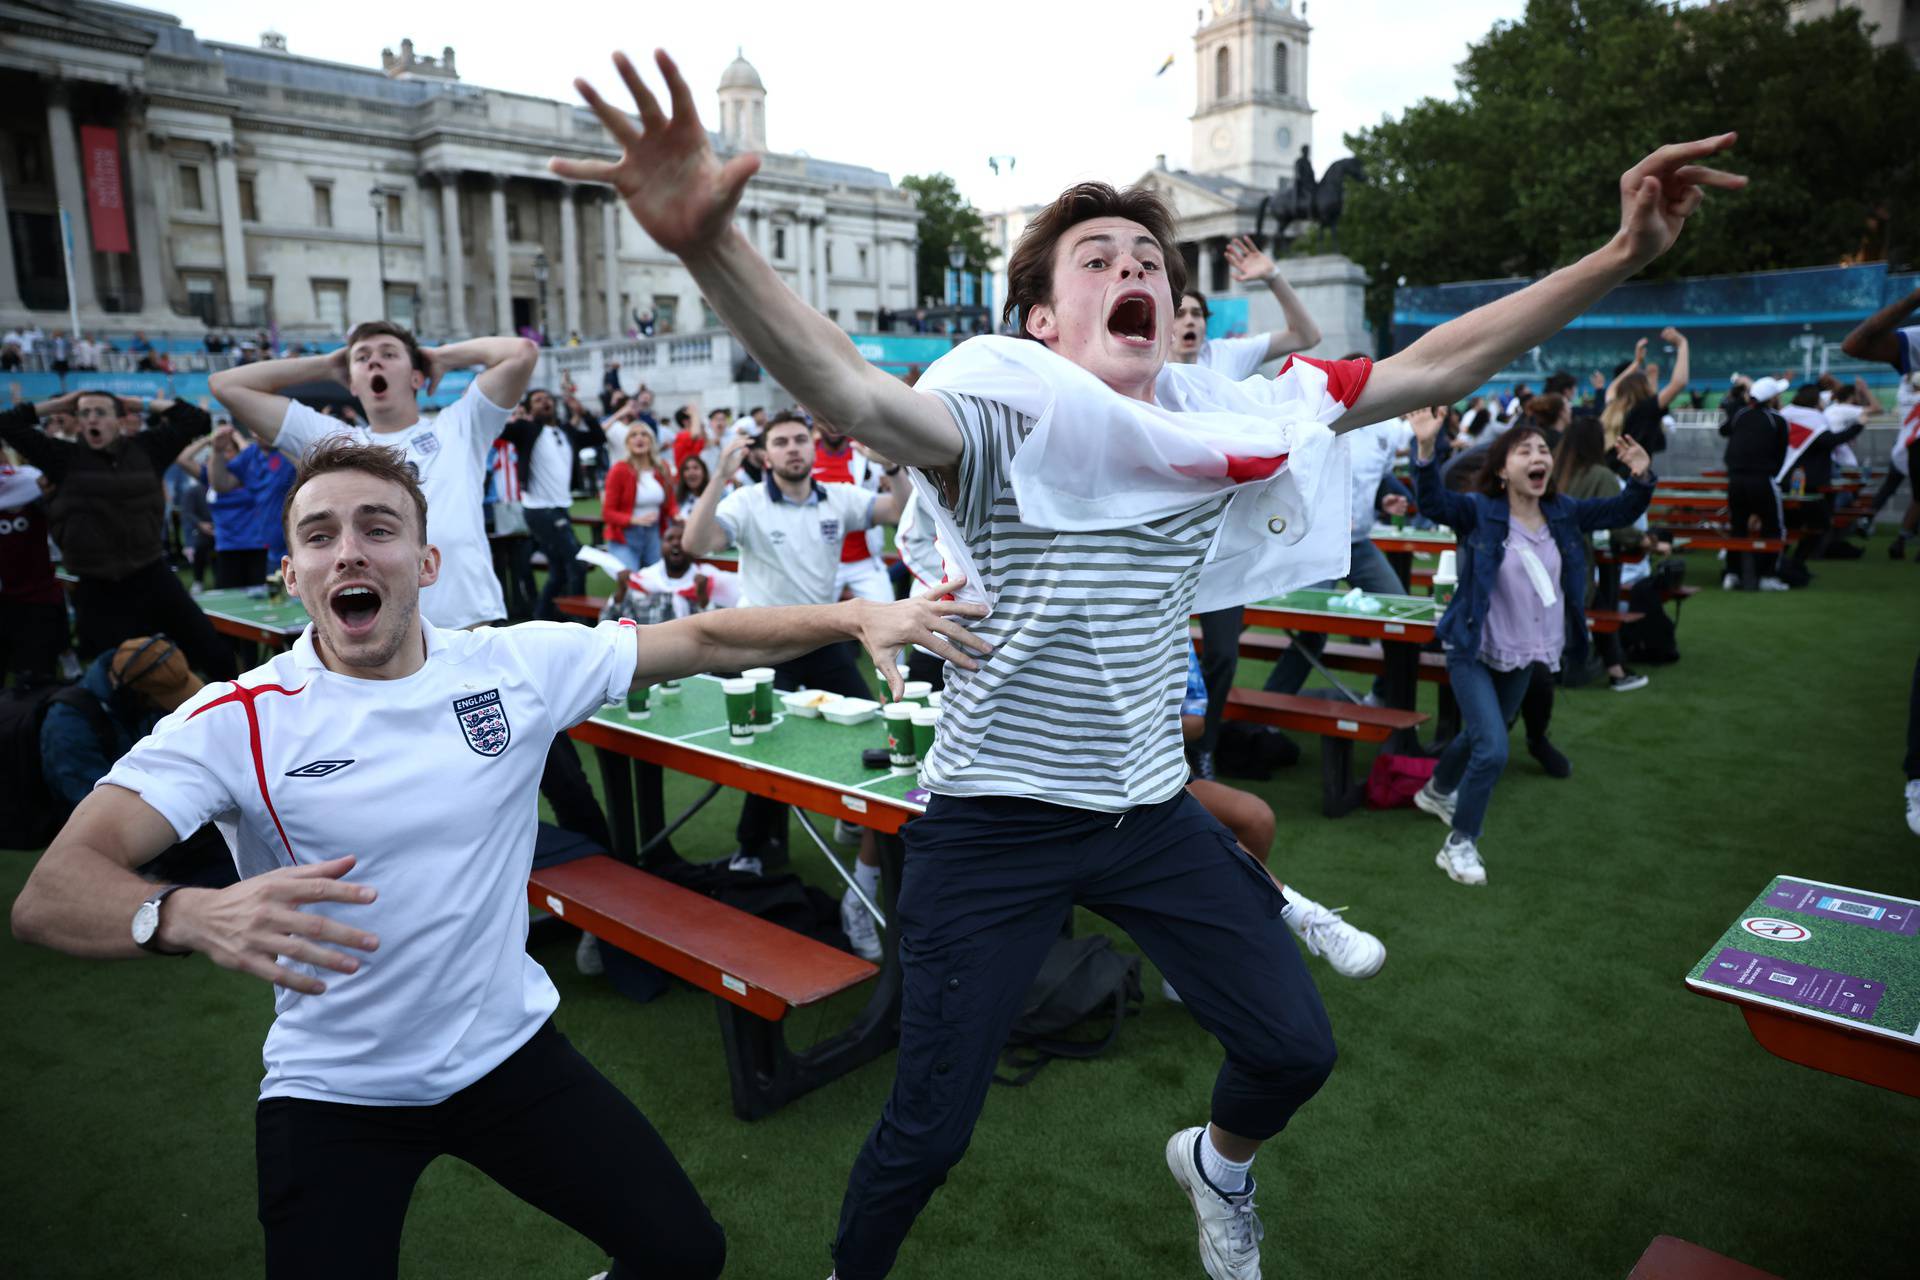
left=5, top=550, right=1917, bottom=1278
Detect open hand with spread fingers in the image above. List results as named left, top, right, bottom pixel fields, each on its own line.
left=850, top=575, right=991, bottom=701
left=1616, top=134, right=1747, bottom=268
left=1223, top=235, right=1278, bottom=284
left=552, top=50, right=761, bottom=260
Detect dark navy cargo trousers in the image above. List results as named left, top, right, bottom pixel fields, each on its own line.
left=831, top=789, right=1337, bottom=1279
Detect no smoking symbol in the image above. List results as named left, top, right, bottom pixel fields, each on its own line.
left=1740, top=917, right=1810, bottom=943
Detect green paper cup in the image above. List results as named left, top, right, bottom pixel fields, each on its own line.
left=926, top=689, right=943, bottom=710
left=722, top=678, right=757, bottom=744
left=900, top=680, right=932, bottom=707
left=743, top=667, right=776, bottom=733
left=910, top=707, right=939, bottom=763
left=882, top=702, right=916, bottom=768
left=657, top=678, right=682, bottom=699
left=625, top=684, right=651, bottom=720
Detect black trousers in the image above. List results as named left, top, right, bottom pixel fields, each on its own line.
left=1907, top=651, right=1920, bottom=783
left=527, top=506, right=583, bottom=621
left=1193, top=605, right=1243, bottom=757
left=1727, top=473, right=1783, bottom=586
left=214, top=547, right=268, bottom=589
left=736, top=642, right=874, bottom=854
left=72, top=558, right=236, bottom=680
left=0, top=598, right=68, bottom=686
left=832, top=790, right=1334, bottom=1279
left=255, top=1020, right=723, bottom=1280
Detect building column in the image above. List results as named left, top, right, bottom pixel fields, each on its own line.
left=437, top=174, right=467, bottom=336
left=120, top=119, right=168, bottom=319
left=811, top=218, right=828, bottom=314
left=488, top=176, right=511, bottom=334
left=44, top=83, right=99, bottom=315
left=558, top=182, right=582, bottom=340
left=418, top=178, right=444, bottom=336
left=212, top=142, right=249, bottom=324
left=599, top=195, right=620, bottom=336
left=873, top=233, right=889, bottom=317
left=752, top=207, right=770, bottom=259
left=794, top=218, right=811, bottom=311
left=0, top=166, right=24, bottom=314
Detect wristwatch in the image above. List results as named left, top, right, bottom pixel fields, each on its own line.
left=132, top=884, right=189, bottom=955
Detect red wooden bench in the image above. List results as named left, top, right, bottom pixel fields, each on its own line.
left=530, top=855, right=889, bottom=1120
left=1221, top=689, right=1428, bottom=817
left=1196, top=627, right=1452, bottom=685
left=1626, top=1235, right=1781, bottom=1279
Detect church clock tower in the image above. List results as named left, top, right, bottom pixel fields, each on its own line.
left=1189, top=0, right=1313, bottom=192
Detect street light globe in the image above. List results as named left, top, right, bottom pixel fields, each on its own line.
left=946, top=242, right=967, bottom=271
left=533, top=252, right=550, bottom=284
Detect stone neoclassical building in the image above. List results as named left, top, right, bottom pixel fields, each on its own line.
left=1, top=2, right=921, bottom=341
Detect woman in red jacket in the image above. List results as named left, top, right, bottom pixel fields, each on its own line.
left=602, top=423, right=675, bottom=573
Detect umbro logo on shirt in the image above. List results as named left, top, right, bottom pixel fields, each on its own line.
left=285, top=759, right=355, bottom=778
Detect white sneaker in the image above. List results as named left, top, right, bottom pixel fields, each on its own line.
left=840, top=887, right=882, bottom=961
left=1758, top=576, right=1791, bottom=592
left=574, top=932, right=604, bottom=977
left=832, top=818, right=861, bottom=845
left=1436, top=833, right=1487, bottom=886
left=1165, top=1127, right=1265, bottom=1280
left=1359, top=690, right=1384, bottom=708
left=1721, top=573, right=1738, bottom=591
left=1285, top=893, right=1385, bottom=979
left=1906, top=780, right=1920, bottom=837
left=1162, top=976, right=1184, bottom=1004
left=1413, top=779, right=1457, bottom=827
left=727, top=851, right=763, bottom=876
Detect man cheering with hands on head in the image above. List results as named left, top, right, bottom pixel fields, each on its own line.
left=555, top=46, right=1743, bottom=1280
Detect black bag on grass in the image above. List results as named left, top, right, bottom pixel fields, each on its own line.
left=1622, top=560, right=1685, bottom=666
left=994, top=935, right=1142, bottom=1087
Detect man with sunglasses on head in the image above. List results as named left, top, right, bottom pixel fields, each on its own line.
left=0, top=389, right=235, bottom=680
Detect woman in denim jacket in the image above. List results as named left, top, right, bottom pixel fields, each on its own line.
left=1404, top=407, right=1655, bottom=885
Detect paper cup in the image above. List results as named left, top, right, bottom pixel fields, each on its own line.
left=910, top=706, right=940, bottom=763
left=722, top=678, right=757, bottom=744
left=657, top=678, right=682, bottom=699
left=743, top=667, right=776, bottom=733
left=926, top=689, right=943, bottom=710
left=900, top=680, right=932, bottom=707
left=625, top=684, right=651, bottom=720
left=882, top=702, right=916, bottom=768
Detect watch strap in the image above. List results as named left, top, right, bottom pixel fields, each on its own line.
left=136, top=884, right=190, bottom=956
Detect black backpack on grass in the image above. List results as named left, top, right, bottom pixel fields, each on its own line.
left=994, top=935, right=1142, bottom=1087
left=0, top=684, right=115, bottom=851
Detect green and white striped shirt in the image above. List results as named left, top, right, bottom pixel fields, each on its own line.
left=916, top=392, right=1229, bottom=812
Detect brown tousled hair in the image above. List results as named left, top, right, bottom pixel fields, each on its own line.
left=1474, top=425, right=1559, bottom=499
left=1002, top=182, right=1188, bottom=338
left=282, top=437, right=431, bottom=544
left=345, top=320, right=429, bottom=376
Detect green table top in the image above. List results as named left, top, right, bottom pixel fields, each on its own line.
left=1686, top=875, right=1920, bottom=1045
left=1250, top=587, right=1443, bottom=625
left=1366, top=525, right=1455, bottom=545
left=195, top=587, right=312, bottom=636
left=587, top=673, right=927, bottom=815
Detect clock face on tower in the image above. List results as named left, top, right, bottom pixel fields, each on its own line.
left=1210, top=126, right=1232, bottom=155
left=1276, top=126, right=1292, bottom=151
left=1210, top=0, right=1235, bottom=16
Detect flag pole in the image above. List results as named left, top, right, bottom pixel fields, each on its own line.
left=58, top=206, right=83, bottom=340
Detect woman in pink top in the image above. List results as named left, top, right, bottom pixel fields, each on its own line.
left=601, top=424, right=675, bottom=573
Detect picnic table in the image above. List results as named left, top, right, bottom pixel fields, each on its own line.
left=192, top=586, right=309, bottom=650
left=565, top=674, right=924, bottom=1117
left=1686, top=875, right=1920, bottom=1098
left=1367, top=524, right=1453, bottom=586
left=1243, top=588, right=1441, bottom=751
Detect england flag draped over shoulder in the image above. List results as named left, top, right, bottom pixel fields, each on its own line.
left=1774, top=404, right=1831, bottom=486
left=910, top=335, right=1361, bottom=613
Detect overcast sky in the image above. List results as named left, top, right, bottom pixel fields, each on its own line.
left=159, top=0, right=1524, bottom=209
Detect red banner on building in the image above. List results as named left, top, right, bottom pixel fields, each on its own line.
left=80, top=125, right=130, bottom=254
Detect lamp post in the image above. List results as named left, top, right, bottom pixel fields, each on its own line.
left=533, top=252, right=551, bottom=346
left=369, top=188, right=389, bottom=321
left=946, top=240, right=966, bottom=309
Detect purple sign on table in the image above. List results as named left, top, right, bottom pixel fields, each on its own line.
left=1702, top=948, right=1885, bottom=1021
left=1765, top=880, right=1920, bottom=937
left=905, top=788, right=931, bottom=805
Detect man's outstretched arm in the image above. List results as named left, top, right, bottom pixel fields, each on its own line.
left=1337, top=135, right=1746, bottom=431
left=209, top=351, right=349, bottom=445
left=1840, top=285, right=1920, bottom=368
left=552, top=50, right=962, bottom=469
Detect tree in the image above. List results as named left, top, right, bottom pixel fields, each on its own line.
left=1338, top=0, right=1920, bottom=329
left=899, top=174, right=993, bottom=308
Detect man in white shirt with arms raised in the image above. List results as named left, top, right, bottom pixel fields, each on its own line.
left=555, top=47, right=1744, bottom=1280
left=10, top=437, right=988, bottom=1280
left=210, top=321, right=536, bottom=628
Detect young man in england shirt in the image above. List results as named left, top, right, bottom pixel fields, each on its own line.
left=558, top=48, right=1745, bottom=1278
left=211, top=321, right=538, bottom=629
left=10, top=438, right=987, bottom=1279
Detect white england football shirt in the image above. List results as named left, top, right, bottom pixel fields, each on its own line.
left=712, top=476, right=877, bottom=608
left=100, top=618, right=638, bottom=1106
left=632, top=561, right=741, bottom=618
left=1893, top=326, right=1920, bottom=475
left=276, top=383, right=512, bottom=628
left=1196, top=333, right=1270, bottom=381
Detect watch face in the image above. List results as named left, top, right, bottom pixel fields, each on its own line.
left=132, top=900, right=160, bottom=946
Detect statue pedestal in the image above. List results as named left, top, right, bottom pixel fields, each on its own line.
left=1246, top=253, right=1373, bottom=366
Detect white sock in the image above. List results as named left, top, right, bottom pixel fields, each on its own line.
left=1198, top=1129, right=1254, bottom=1196
left=853, top=859, right=881, bottom=897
